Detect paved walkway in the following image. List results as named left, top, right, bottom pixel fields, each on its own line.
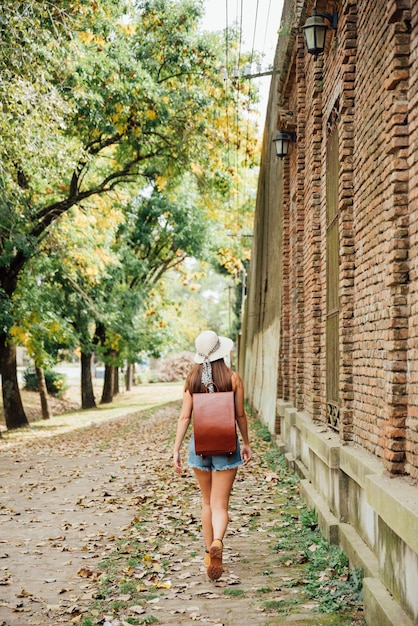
left=0, top=397, right=365, bottom=626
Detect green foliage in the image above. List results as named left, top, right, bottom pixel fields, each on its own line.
left=223, top=587, right=245, bottom=597
left=300, top=507, right=318, bottom=530
left=0, top=0, right=261, bottom=430
left=251, top=421, right=364, bottom=618
left=23, top=368, right=68, bottom=398
left=139, top=617, right=159, bottom=625
left=303, top=539, right=363, bottom=613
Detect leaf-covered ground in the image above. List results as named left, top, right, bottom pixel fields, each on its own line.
left=0, top=385, right=365, bottom=626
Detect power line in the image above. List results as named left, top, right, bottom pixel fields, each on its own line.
left=235, top=0, right=244, bottom=217
left=250, top=0, right=260, bottom=63
left=224, top=0, right=231, bottom=194
left=262, top=0, right=273, bottom=57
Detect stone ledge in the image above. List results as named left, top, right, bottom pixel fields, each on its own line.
left=284, top=406, right=297, bottom=424
left=366, top=474, right=418, bottom=555
left=275, top=437, right=286, bottom=455
left=295, top=411, right=340, bottom=468
left=363, top=578, right=415, bottom=626
left=340, top=444, right=383, bottom=488
left=339, top=522, right=379, bottom=578
left=277, top=399, right=293, bottom=417
left=285, top=452, right=309, bottom=480
left=300, top=478, right=339, bottom=545
left=294, top=457, right=308, bottom=480
left=284, top=451, right=295, bottom=472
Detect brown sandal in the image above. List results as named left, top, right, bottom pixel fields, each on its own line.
left=204, top=550, right=210, bottom=567
left=207, top=539, right=223, bottom=580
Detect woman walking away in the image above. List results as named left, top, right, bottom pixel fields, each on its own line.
left=173, top=330, right=252, bottom=580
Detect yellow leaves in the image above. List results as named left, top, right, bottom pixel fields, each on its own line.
left=116, top=122, right=127, bottom=134
left=49, top=321, right=63, bottom=335
left=190, top=162, right=203, bottom=176
left=218, top=247, right=245, bottom=276
left=78, top=31, right=94, bottom=44
left=111, top=104, right=129, bottom=134
left=145, top=109, right=157, bottom=120
left=85, top=266, right=99, bottom=279
left=155, top=175, right=167, bottom=191
left=112, top=113, right=128, bottom=135
left=118, top=22, right=137, bottom=36
left=131, top=124, right=142, bottom=138
left=9, top=326, right=29, bottom=345
left=78, top=31, right=106, bottom=48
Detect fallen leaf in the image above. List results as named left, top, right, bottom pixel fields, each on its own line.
left=77, top=568, right=94, bottom=578
left=128, top=605, right=145, bottom=614
left=16, top=589, right=33, bottom=597
left=115, top=594, right=131, bottom=602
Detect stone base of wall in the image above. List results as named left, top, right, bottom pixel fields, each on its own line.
left=275, top=400, right=418, bottom=626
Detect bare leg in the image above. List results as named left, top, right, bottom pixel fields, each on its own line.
left=193, top=467, right=238, bottom=549
left=193, top=469, right=213, bottom=550
left=210, top=467, right=237, bottom=541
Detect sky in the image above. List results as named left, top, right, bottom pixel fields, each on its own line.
left=200, top=0, right=284, bottom=122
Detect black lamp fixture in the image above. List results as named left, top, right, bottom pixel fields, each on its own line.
left=302, top=7, right=338, bottom=58
left=273, top=129, right=297, bottom=159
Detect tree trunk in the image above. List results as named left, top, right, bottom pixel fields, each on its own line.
left=125, top=364, right=132, bottom=391
left=0, top=340, right=29, bottom=429
left=113, top=366, right=119, bottom=396
left=81, top=352, right=96, bottom=409
left=35, top=365, right=52, bottom=420
left=101, top=364, right=114, bottom=404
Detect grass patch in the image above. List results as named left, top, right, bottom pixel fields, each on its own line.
left=224, top=587, right=246, bottom=598
left=81, top=512, right=168, bottom=622
left=270, top=504, right=363, bottom=614
left=248, top=412, right=364, bottom=621
left=263, top=597, right=300, bottom=613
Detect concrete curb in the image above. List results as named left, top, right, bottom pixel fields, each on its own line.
left=363, top=578, right=416, bottom=626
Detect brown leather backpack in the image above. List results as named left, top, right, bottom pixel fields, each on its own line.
left=193, top=383, right=237, bottom=456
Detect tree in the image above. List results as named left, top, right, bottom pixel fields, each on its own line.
left=0, top=0, right=260, bottom=428
left=86, top=183, right=211, bottom=403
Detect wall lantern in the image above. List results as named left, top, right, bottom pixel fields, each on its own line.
left=273, top=130, right=297, bottom=159
left=302, top=8, right=338, bottom=58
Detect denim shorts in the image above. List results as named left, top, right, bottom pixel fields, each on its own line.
left=188, top=434, right=243, bottom=471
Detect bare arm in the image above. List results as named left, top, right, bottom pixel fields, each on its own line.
left=172, top=388, right=193, bottom=474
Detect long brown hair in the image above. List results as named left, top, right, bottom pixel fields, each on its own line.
left=185, top=359, right=233, bottom=394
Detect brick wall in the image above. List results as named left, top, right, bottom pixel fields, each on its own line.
left=407, top=0, right=418, bottom=479
left=242, top=2, right=418, bottom=620
left=244, top=0, right=418, bottom=479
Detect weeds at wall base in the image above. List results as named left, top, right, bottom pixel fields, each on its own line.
left=251, top=414, right=364, bottom=619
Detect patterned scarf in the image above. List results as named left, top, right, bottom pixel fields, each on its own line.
left=198, top=338, right=220, bottom=393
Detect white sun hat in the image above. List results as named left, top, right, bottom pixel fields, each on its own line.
left=194, top=330, right=234, bottom=364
